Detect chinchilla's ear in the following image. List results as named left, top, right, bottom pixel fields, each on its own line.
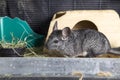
left=62, top=27, right=71, bottom=40
left=53, top=21, right=58, bottom=31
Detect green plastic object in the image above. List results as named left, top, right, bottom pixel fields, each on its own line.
left=0, top=16, right=44, bottom=47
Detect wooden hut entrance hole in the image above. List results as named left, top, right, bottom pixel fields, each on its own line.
left=73, top=20, right=98, bottom=31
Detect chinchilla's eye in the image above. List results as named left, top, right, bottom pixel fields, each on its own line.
left=54, top=40, right=58, bottom=43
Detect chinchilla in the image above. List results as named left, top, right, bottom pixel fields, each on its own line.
left=45, top=21, right=120, bottom=57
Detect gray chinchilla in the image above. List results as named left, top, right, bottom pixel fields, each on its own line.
left=45, top=21, right=120, bottom=57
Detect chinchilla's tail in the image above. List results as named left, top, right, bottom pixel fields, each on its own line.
left=109, top=47, right=120, bottom=54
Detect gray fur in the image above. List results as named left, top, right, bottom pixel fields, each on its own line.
left=45, top=22, right=120, bottom=57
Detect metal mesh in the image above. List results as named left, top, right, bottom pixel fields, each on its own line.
left=0, top=0, right=120, bottom=35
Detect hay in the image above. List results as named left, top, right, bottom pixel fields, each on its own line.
left=96, top=71, right=112, bottom=77
left=72, top=71, right=83, bottom=80
left=23, top=47, right=120, bottom=58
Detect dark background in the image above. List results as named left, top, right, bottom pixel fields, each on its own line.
left=0, top=0, right=120, bottom=36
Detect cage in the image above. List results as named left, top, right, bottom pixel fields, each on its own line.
left=0, top=0, right=120, bottom=80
